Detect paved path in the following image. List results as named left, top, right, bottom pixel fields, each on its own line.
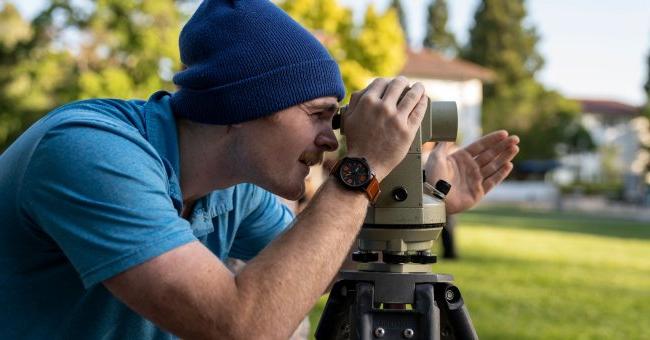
left=480, top=195, right=650, bottom=223
left=556, top=196, right=650, bottom=222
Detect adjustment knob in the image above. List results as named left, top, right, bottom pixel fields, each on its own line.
left=435, top=180, right=451, bottom=196
left=352, top=251, right=379, bottom=263
left=391, top=186, right=408, bottom=202
left=382, top=252, right=411, bottom=264
left=411, top=252, right=437, bottom=264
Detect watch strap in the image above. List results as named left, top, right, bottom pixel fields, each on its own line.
left=364, top=175, right=381, bottom=205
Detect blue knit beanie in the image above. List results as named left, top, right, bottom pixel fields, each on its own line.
left=170, top=0, right=346, bottom=125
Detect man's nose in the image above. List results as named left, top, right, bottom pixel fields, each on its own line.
left=316, top=130, right=339, bottom=152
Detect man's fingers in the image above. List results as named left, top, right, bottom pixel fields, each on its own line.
left=348, top=88, right=367, bottom=112
left=482, top=162, right=514, bottom=193
left=382, top=76, right=410, bottom=107
left=474, top=135, right=520, bottom=167
left=464, top=130, right=509, bottom=157
left=433, top=141, right=455, bottom=155
left=362, top=78, right=390, bottom=102
left=407, top=94, right=427, bottom=127
left=397, top=82, right=425, bottom=116
left=480, top=144, right=519, bottom=178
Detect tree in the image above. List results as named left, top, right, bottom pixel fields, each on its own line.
left=462, top=0, right=544, bottom=131
left=0, top=0, right=185, bottom=151
left=389, top=0, right=408, bottom=42
left=351, top=4, right=406, bottom=77
left=68, top=0, right=183, bottom=99
left=423, top=0, right=458, bottom=56
left=0, top=3, right=77, bottom=151
left=513, top=91, right=590, bottom=161
left=462, top=0, right=582, bottom=161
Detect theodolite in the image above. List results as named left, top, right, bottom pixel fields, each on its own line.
left=316, top=92, right=478, bottom=340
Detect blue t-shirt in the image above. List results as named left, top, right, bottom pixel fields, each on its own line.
left=0, top=91, right=294, bottom=339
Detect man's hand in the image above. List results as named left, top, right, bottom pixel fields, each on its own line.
left=344, top=77, right=427, bottom=181
left=425, top=130, right=520, bottom=214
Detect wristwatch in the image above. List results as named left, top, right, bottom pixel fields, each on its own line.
left=331, top=157, right=381, bottom=204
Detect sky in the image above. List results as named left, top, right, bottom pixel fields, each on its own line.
left=343, top=0, right=650, bottom=106
left=9, top=0, right=650, bottom=106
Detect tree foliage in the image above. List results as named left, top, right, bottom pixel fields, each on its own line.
left=351, top=5, right=406, bottom=77
left=60, top=0, right=183, bottom=99
left=0, top=0, right=184, bottom=151
left=423, top=0, right=457, bottom=56
left=462, top=0, right=587, bottom=160
left=0, top=3, right=77, bottom=150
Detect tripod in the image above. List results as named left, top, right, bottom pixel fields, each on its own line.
left=315, top=267, right=478, bottom=340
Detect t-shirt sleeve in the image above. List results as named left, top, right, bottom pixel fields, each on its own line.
left=20, top=120, right=197, bottom=288
left=228, top=185, right=294, bottom=261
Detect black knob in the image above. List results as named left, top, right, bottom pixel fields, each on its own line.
left=391, top=187, right=408, bottom=202
left=382, top=252, right=411, bottom=264
left=435, top=180, right=451, bottom=196
left=352, top=251, right=379, bottom=263
left=411, top=254, right=437, bottom=264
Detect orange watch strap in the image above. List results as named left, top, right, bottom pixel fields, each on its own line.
left=364, top=177, right=381, bottom=205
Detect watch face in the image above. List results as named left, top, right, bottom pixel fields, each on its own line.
left=339, top=158, right=371, bottom=188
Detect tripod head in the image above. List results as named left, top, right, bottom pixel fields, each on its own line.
left=334, top=90, right=458, bottom=273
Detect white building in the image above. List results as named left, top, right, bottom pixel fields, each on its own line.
left=553, top=99, right=645, bottom=202
left=400, top=49, right=494, bottom=146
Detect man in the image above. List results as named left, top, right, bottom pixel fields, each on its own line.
left=0, top=0, right=519, bottom=339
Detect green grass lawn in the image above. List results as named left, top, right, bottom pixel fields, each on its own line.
left=308, top=206, right=650, bottom=339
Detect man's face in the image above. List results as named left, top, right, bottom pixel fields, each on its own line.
left=235, top=96, right=340, bottom=200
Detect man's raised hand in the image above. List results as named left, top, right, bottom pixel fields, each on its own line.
left=424, top=130, right=520, bottom=214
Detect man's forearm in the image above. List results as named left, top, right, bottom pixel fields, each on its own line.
left=234, top=177, right=368, bottom=338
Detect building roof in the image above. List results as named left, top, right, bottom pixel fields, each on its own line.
left=577, top=99, right=641, bottom=119
left=400, top=49, right=495, bottom=82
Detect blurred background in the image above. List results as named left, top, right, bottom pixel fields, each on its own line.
left=1, top=0, right=649, bottom=339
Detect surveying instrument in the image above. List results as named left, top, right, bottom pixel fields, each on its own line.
left=316, top=93, right=479, bottom=340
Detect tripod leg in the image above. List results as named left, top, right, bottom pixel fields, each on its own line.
left=434, top=283, right=478, bottom=340
left=316, top=281, right=353, bottom=340
left=414, top=284, right=440, bottom=340
left=352, top=282, right=373, bottom=340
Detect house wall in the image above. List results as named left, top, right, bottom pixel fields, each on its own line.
left=553, top=112, right=645, bottom=202
left=407, top=77, right=483, bottom=146
left=578, top=113, right=639, bottom=181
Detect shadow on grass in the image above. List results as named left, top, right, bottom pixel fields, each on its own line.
left=459, top=206, right=650, bottom=240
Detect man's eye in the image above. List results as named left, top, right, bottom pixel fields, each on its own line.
left=309, top=111, right=335, bottom=123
